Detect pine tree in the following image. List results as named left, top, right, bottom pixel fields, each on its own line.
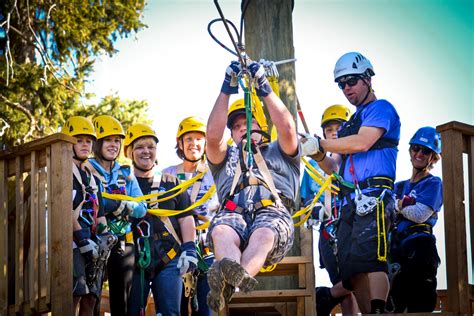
left=0, top=0, right=149, bottom=148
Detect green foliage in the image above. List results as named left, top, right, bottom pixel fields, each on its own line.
left=0, top=0, right=148, bottom=149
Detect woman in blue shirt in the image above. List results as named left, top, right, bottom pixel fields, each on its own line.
left=86, top=115, right=147, bottom=316
left=388, top=126, right=443, bottom=312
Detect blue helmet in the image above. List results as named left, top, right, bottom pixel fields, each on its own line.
left=409, top=126, right=441, bottom=154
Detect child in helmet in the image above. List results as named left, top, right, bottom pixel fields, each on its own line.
left=124, top=123, right=197, bottom=316
left=300, top=105, right=358, bottom=316
left=387, top=127, right=442, bottom=312
left=86, top=115, right=147, bottom=316
left=62, top=116, right=109, bottom=315
left=162, top=116, right=219, bottom=316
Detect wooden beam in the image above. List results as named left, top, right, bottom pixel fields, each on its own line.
left=49, top=141, right=73, bottom=315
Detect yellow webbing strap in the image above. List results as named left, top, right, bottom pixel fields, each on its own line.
left=147, top=184, right=217, bottom=218
left=301, top=157, right=339, bottom=193
left=293, top=175, right=335, bottom=227
left=376, top=198, right=388, bottom=262
left=260, top=264, right=277, bottom=273
left=101, top=170, right=208, bottom=203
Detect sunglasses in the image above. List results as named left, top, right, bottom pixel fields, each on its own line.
left=337, top=76, right=360, bottom=89
left=410, top=145, right=432, bottom=155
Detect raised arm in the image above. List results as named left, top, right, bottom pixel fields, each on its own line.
left=248, top=62, right=298, bottom=157
left=206, top=61, right=241, bottom=165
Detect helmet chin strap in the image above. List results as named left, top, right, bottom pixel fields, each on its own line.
left=357, top=77, right=374, bottom=106
left=133, top=161, right=155, bottom=172
left=130, top=151, right=155, bottom=172
left=180, top=138, right=204, bottom=163
left=73, top=148, right=87, bottom=163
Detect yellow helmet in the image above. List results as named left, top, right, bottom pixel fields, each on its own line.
left=227, top=99, right=251, bottom=129
left=124, top=123, right=158, bottom=156
left=62, top=116, right=96, bottom=140
left=321, top=104, right=351, bottom=128
left=92, top=115, right=125, bottom=140
left=176, top=116, right=206, bottom=139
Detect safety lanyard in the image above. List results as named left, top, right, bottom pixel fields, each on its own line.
left=72, top=163, right=99, bottom=233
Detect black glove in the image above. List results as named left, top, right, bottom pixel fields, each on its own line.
left=177, top=241, right=198, bottom=275
left=221, top=61, right=241, bottom=95
left=74, top=228, right=99, bottom=261
left=248, top=61, right=272, bottom=97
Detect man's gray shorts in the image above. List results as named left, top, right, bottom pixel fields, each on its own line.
left=208, top=205, right=294, bottom=266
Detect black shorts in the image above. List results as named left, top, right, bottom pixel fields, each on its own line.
left=336, top=191, right=394, bottom=289
left=318, top=225, right=341, bottom=285
left=73, top=248, right=104, bottom=299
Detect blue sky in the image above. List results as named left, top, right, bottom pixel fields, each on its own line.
left=89, top=0, right=474, bottom=287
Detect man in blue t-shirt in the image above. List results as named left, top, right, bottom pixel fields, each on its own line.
left=301, top=52, right=400, bottom=314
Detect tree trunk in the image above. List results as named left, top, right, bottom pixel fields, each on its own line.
left=244, top=0, right=297, bottom=120
left=244, top=0, right=314, bottom=291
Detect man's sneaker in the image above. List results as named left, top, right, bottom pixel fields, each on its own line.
left=207, top=262, right=226, bottom=312
left=316, top=286, right=340, bottom=316
left=219, top=258, right=258, bottom=293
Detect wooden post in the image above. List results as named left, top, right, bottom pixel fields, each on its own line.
left=15, top=156, right=25, bottom=313
left=0, top=160, right=8, bottom=314
left=29, top=151, right=39, bottom=310
left=438, top=122, right=472, bottom=315
left=244, top=0, right=297, bottom=120
left=49, top=142, right=73, bottom=315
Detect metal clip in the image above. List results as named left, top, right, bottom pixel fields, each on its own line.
left=136, top=220, right=150, bottom=238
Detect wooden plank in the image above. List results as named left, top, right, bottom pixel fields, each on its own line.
left=305, top=260, right=316, bottom=316
left=6, top=142, right=65, bottom=178
left=45, top=147, right=52, bottom=307
left=38, top=168, right=47, bottom=302
left=298, top=263, right=305, bottom=288
left=437, top=121, right=474, bottom=136
left=296, top=296, right=305, bottom=316
left=469, top=136, right=474, bottom=304
left=48, top=141, right=73, bottom=315
left=0, top=160, right=8, bottom=314
left=440, top=128, right=469, bottom=314
left=0, top=133, right=75, bottom=160
left=15, top=156, right=25, bottom=312
left=29, top=151, right=39, bottom=310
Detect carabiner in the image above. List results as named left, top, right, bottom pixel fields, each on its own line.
left=136, top=220, right=150, bottom=238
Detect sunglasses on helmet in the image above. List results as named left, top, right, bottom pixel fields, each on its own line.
left=410, top=145, right=432, bottom=155
left=337, top=76, right=360, bottom=90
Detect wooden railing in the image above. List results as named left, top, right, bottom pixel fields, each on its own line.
left=0, top=133, right=75, bottom=315
left=437, top=121, right=474, bottom=316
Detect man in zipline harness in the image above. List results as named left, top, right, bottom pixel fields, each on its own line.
left=302, top=52, right=400, bottom=313
left=162, top=116, right=219, bottom=316
left=124, top=124, right=197, bottom=316
left=387, top=127, right=442, bottom=312
left=205, top=61, right=300, bottom=312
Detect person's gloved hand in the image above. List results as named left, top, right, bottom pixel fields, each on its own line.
left=248, top=61, right=272, bottom=97
left=125, top=200, right=147, bottom=219
left=74, top=227, right=99, bottom=261
left=300, top=134, right=324, bottom=156
left=396, top=195, right=416, bottom=212
left=221, top=61, right=241, bottom=95
left=177, top=241, right=198, bottom=276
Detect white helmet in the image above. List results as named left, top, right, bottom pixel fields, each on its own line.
left=333, top=52, right=375, bottom=82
